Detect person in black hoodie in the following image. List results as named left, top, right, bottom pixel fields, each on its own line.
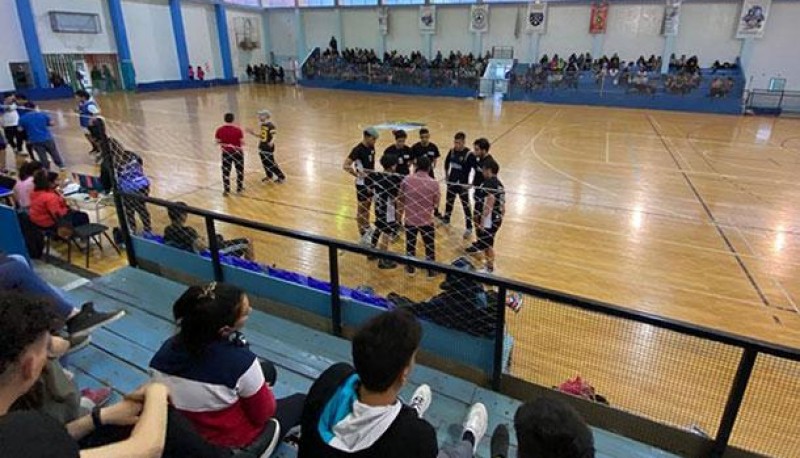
left=299, top=309, right=489, bottom=458
left=441, top=132, right=476, bottom=239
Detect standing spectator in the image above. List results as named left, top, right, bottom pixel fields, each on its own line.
left=329, top=35, right=338, bottom=54
left=2, top=93, right=25, bottom=154
left=411, top=128, right=442, bottom=218
left=188, top=65, right=195, bottom=80
left=246, top=64, right=254, bottom=81
left=102, top=65, right=117, bottom=91
left=441, top=132, right=475, bottom=239
left=343, top=128, right=379, bottom=244
left=401, top=156, right=440, bottom=278
left=466, top=158, right=504, bottom=274
left=113, top=140, right=152, bottom=235
left=215, top=113, right=245, bottom=196
left=18, top=104, right=66, bottom=171
left=90, top=66, right=103, bottom=92
left=74, top=89, right=102, bottom=157
left=248, top=109, right=285, bottom=184
left=490, top=397, right=595, bottom=458
left=298, top=309, right=489, bottom=458
left=197, top=66, right=205, bottom=81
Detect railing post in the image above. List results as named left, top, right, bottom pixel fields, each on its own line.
left=492, top=286, right=507, bottom=391
left=710, top=348, right=757, bottom=458
left=328, top=246, right=342, bottom=337
left=205, top=216, right=223, bottom=282
left=113, top=192, right=137, bottom=268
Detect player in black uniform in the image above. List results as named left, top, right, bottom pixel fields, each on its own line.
left=370, top=154, right=403, bottom=269
left=344, top=127, right=379, bottom=243
left=468, top=158, right=504, bottom=273
left=382, top=129, right=413, bottom=175
left=248, top=109, right=285, bottom=184
left=411, top=128, right=441, bottom=217
left=468, top=137, right=494, bottom=245
left=441, top=132, right=476, bottom=239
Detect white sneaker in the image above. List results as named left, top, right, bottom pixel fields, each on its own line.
left=359, top=229, right=373, bottom=246
left=462, top=403, right=488, bottom=454
left=409, top=384, right=432, bottom=419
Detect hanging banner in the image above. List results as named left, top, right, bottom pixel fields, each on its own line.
left=419, top=5, right=436, bottom=34
left=589, top=1, right=609, bottom=34
left=661, top=0, right=681, bottom=36
left=378, top=7, right=389, bottom=36
left=470, top=4, right=489, bottom=34
left=525, top=2, right=548, bottom=34
left=736, top=0, right=771, bottom=38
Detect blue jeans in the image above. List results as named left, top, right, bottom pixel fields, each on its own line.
left=0, top=255, right=76, bottom=318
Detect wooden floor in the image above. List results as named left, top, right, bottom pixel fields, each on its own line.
left=32, top=85, right=800, bottom=456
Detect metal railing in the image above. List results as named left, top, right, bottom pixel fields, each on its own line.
left=746, top=89, right=800, bottom=114
left=115, top=192, right=800, bottom=458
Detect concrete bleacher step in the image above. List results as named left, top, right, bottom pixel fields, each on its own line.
left=65, top=267, right=677, bottom=458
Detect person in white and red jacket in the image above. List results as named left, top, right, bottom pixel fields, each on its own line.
left=149, top=282, right=305, bottom=457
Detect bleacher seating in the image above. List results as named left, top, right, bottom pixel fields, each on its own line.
left=61, top=266, right=679, bottom=457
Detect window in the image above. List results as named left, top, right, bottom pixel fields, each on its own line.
left=298, top=0, right=335, bottom=6
left=48, top=11, right=101, bottom=34
left=382, top=0, right=424, bottom=4
left=339, top=0, right=379, bottom=6
left=430, top=0, right=473, bottom=4
left=224, top=0, right=261, bottom=6
left=261, top=0, right=295, bottom=7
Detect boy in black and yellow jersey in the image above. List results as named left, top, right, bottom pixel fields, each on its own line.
left=248, top=109, right=286, bottom=184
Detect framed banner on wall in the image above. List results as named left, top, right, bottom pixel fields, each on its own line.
left=470, top=4, right=489, bottom=34
left=662, top=0, right=681, bottom=36
left=589, top=1, right=608, bottom=34
left=736, top=0, right=771, bottom=38
left=525, top=2, right=547, bottom=34
left=419, top=5, right=436, bottom=34
left=378, top=7, right=389, bottom=36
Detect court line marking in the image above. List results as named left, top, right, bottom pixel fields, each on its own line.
left=647, top=114, right=771, bottom=308
left=604, top=129, right=611, bottom=163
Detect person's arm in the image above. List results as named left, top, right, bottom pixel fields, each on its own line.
left=483, top=193, right=495, bottom=227
left=343, top=152, right=359, bottom=178
left=237, top=359, right=277, bottom=426
left=443, top=150, right=451, bottom=176
left=79, top=384, right=169, bottom=458
left=46, top=194, right=69, bottom=219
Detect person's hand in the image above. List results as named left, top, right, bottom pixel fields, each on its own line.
left=101, top=398, right=144, bottom=426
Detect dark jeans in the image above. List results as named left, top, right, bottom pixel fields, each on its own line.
left=221, top=152, right=244, bottom=193
left=31, top=140, right=65, bottom=170
left=405, top=225, right=435, bottom=262
left=443, top=184, right=472, bottom=229
left=259, top=150, right=285, bottom=180
left=124, top=187, right=152, bottom=234
left=4, top=126, right=27, bottom=153
left=0, top=254, right=76, bottom=317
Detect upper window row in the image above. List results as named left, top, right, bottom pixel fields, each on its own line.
left=225, top=0, right=511, bottom=7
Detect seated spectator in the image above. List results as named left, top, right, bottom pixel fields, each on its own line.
left=0, top=252, right=124, bottom=337
left=150, top=282, right=305, bottom=456
left=164, top=201, right=255, bottom=260
left=490, top=396, right=595, bottom=458
left=710, top=77, right=725, bottom=97
left=13, top=160, right=43, bottom=211
left=28, top=169, right=90, bottom=231
left=299, top=309, right=489, bottom=458
left=0, top=292, right=170, bottom=458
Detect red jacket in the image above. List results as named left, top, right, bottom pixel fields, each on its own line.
left=29, top=190, right=68, bottom=228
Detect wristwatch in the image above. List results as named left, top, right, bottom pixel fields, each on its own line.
left=91, top=406, right=103, bottom=429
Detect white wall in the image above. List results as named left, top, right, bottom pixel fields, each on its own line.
left=675, top=2, right=740, bottom=66
left=482, top=5, right=525, bottom=58
left=182, top=2, right=222, bottom=79
left=268, top=9, right=296, bottom=59
left=431, top=6, right=471, bottom=54
left=304, top=9, right=336, bottom=52
left=0, top=0, right=28, bottom=91
left=603, top=3, right=664, bottom=62
left=385, top=7, right=421, bottom=55
left=342, top=8, right=378, bottom=51
left=31, top=0, right=116, bottom=54
left=748, top=1, right=800, bottom=90
left=228, top=9, right=267, bottom=78
left=539, top=4, right=593, bottom=60
left=122, top=0, right=180, bottom=83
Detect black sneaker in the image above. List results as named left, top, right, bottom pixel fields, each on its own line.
left=490, top=424, right=510, bottom=458
left=405, top=266, right=416, bottom=277
left=66, top=303, right=125, bottom=337
left=65, top=334, right=92, bottom=356
left=426, top=270, right=437, bottom=279
left=378, top=260, right=398, bottom=270
left=465, top=244, right=481, bottom=254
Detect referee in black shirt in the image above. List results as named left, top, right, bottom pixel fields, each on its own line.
left=469, top=137, right=494, bottom=243
left=344, top=127, right=379, bottom=243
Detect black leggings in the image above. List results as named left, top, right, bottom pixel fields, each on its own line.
left=221, top=152, right=244, bottom=192
left=405, top=225, right=435, bottom=262
left=443, top=184, right=472, bottom=229
left=259, top=150, right=285, bottom=180
left=4, top=126, right=27, bottom=153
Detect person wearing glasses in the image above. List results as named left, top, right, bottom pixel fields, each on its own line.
left=149, top=282, right=306, bottom=457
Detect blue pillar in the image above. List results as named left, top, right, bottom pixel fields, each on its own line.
left=591, top=34, right=604, bottom=60
left=661, top=34, right=675, bottom=75
left=473, top=33, right=483, bottom=57
left=335, top=9, right=344, bottom=51
left=422, top=34, right=432, bottom=60
left=214, top=3, right=234, bottom=80
left=14, top=0, right=48, bottom=89
left=739, top=37, right=755, bottom=83
left=106, top=0, right=135, bottom=89
left=294, top=8, right=307, bottom=60
left=169, top=0, right=190, bottom=80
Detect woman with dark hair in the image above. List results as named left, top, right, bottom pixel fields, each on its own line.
left=12, top=160, right=43, bottom=211
left=149, top=283, right=305, bottom=457
left=28, top=169, right=89, bottom=230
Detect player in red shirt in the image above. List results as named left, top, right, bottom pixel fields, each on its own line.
left=215, top=113, right=245, bottom=196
